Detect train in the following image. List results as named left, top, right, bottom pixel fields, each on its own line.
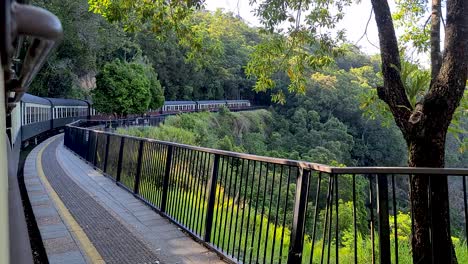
left=11, top=93, right=251, bottom=146
left=157, top=99, right=251, bottom=113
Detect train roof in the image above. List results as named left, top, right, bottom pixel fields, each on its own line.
left=197, top=100, right=228, bottom=104
left=21, top=93, right=52, bottom=105
left=225, top=100, right=250, bottom=103
left=45, top=97, right=89, bottom=106
left=164, top=101, right=196, bottom=105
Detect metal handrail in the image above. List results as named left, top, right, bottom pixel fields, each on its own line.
left=67, top=120, right=468, bottom=176
left=64, top=119, right=468, bottom=264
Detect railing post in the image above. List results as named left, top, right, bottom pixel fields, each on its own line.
left=377, top=174, right=391, bottom=264
left=287, top=168, right=310, bottom=264
left=133, top=140, right=144, bottom=194
left=116, top=137, right=125, bottom=182
left=103, top=134, right=110, bottom=173
left=204, top=154, right=220, bottom=242
left=93, top=132, right=99, bottom=166
left=160, top=145, right=173, bottom=213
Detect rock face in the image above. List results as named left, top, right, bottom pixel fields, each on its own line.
left=79, top=72, right=96, bottom=91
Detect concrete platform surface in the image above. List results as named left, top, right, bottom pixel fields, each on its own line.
left=25, top=135, right=226, bottom=264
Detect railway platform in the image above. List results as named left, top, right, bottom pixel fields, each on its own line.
left=24, top=134, right=225, bottom=264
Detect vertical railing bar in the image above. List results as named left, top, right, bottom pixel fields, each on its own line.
left=181, top=149, right=195, bottom=227
left=190, top=150, right=202, bottom=235
left=160, top=145, right=173, bottom=213
left=150, top=143, right=159, bottom=205
left=326, top=174, right=334, bottom=264
left=170, top=148, right=185, bottom=218
left=369, top=174, right=376, bottom=264
left=175, top=148, right=189, bottom=221
left=199, top=152, right=211, bottom=236
left=392, top=174, right=398, bottom=264
left=93, top=132, right=99, bottom=167
left=320, top=175, right=333, bottom=264
left=310, top=172, right=323, bottom=264
left=377, top=173, right=391, bottom=264
left=156, top=144, right=166, bottom=207
left=204, top=153, right=220, bottom=242
left=238, top=159, right=250, bottom=261
left=256, top=163, right=270, bottom=263
left=218, top=156, right=232, bottom=246
left=188, top=150, right=201, bottom=233
left=222, top=156, right=235, bottom=252
left=133, top=140, right=144, bottom=194
left=145, top=143, right=155, bottom=205
left=287, top=167, right=311, bottom=264
left=103, top=134, right=110, bottom=173
left=249, top=161, right=263, bottom=264
left=463, top=175, right=468, bottom=252
left=227, top=158, right=240, bottom=256
left=232, top=158, right=245, bottom=258
left=335, top=174, right=339, bottom=264
left=116, top=137, right=125, bottom=183
left=171, top=148, right=183, bottom=219
left=138, top=142, right=149, bottom=202
left=255, top=163, right=269, bottom=263
left=271, top=165, right=284, bottom=264
left=215, top=156, right=228, bottom=246
left=243, top=160, right=256, bottom=264
left=279, top=166, right=292, bottom=264
left=353, top=174, right=358, bottom=264
left=263, top=163, right=276, bottom=264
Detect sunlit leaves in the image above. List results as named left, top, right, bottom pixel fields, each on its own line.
left=392, top=0, right=431, bottom=53
left=245, top=0, right=351, bottom=101
left=88, top=0, right=204, bottom=34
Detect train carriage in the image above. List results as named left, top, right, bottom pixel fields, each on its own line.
left=225, top=100, right=251, bottom=110
left=20, top=94, right=52, bottom=141
left=47, top=98, right=90, bottom=128
left=162, top=101, right=197, bottom=113
left=197, top=100, right=228, bottom=111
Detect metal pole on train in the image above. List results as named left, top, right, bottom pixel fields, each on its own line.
left=0, top=61, right=10, bottom=264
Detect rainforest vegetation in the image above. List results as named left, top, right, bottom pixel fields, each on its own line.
left=30, top=0, right=467, bottom=262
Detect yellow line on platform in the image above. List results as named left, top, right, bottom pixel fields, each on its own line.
left=37, top=138, right=105, bottom=264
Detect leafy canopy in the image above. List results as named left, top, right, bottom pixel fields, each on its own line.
left=92, top=60, right=163, bottom=116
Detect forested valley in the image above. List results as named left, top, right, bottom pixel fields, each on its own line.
left=28, top=0, right=467, bottom=168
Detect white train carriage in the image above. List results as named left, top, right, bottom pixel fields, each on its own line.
left=162, top=101, right=197, bottom=112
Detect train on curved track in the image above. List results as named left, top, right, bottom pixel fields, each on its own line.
left=13, top=93, right=251, bottom=146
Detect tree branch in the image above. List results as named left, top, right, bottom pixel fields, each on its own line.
left=370, top=0, right=413, bottom=134
left=423, top=0, right=468, bottom=128
left=430, top=0, right=442, bottom=82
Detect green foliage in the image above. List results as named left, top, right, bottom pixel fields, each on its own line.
left=92, top=60, right=157, bottom=116
left=29, top=0, right=133, bottom=98
left=392, top=0, right=431, bottom=53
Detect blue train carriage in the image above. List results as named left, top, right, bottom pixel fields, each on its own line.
left=20, top=94, right=52, bottom=142
left=161, top=101, right=197, bottom=114
left=196, top=100, right=229, bottom=111
left=47, top=97, right=91, bottom=128
left=225, top=100, right=251, bottom=110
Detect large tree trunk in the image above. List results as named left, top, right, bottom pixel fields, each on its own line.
left=408, top=130, right=455, bottom=263
left=371, top=0, right=467, bottom=263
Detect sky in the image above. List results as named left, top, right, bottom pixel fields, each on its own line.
left=205, top=0, right=381, bottom=54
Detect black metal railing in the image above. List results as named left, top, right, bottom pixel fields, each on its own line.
left=64, top=121, right=468, bottom=264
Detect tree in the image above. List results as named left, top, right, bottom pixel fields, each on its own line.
left=249, top=1, right=467, bottom=262
left=92, top=60, right=161, bottom=117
